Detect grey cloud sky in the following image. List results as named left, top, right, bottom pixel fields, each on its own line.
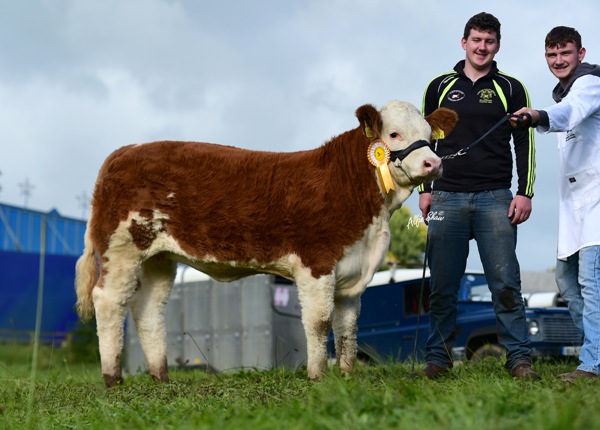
left=1, top=0, right=598, bottom=272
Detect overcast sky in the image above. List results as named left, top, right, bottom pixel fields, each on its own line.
left=1, top=0, right=598, bottom=272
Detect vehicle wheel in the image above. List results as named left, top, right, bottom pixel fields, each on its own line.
left=471, top=344, right=505, bottom=361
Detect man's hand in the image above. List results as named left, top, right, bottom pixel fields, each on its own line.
left=419, top=193, right=432, bottom=225
left=508, top=195, right=532, bottom=225
left=510, top=108, right=540, bottom=128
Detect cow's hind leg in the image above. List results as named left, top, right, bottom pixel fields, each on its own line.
left=332, top=294, right=360, bottom=375
left=130, top=256, right=177, bottom=383
left=296, top=273, right=335, bottom=380
left=93, top=258, right=140, bottom=387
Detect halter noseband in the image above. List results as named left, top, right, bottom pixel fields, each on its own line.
left=389, top=139, right=431, bottom=163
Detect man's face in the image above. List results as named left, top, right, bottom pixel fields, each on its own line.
left=461, top=28, right=500, bottom=71
left=545, top=41, right=586, bottom=85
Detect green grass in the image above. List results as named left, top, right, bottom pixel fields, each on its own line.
left=1, top=345, right=600, bottom=430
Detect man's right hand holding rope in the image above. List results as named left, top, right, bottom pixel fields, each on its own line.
left=510, top=109, right=538, bottom=128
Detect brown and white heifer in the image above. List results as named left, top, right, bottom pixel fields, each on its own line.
left=75, top=100, right=457, bottom=387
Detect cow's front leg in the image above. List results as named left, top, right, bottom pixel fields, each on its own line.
left=332, top=294, right=360, bottom=375
left=296, top=273, right=335, bottom=380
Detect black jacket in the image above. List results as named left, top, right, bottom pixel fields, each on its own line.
left=419, top=60, right=536, bottom=197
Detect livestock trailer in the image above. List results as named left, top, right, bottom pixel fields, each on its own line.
left=125, top=265, right=308, bottom=374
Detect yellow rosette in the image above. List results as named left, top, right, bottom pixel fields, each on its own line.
left=367, top=140, right=395, bottom=193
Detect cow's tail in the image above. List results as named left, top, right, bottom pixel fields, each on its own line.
left=75, top=216, right=98, bottom=321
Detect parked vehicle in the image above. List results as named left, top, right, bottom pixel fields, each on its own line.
left=326, top=268, right=582, bottom=363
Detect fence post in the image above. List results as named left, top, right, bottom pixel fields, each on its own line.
left=27, top=214, right=46, bottom=425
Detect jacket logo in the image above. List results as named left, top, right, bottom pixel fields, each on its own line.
left=478, top=88, right=496, bottom=104
left=447, top=90, right=465, bottom=102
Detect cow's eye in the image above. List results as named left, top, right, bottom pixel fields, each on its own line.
left=390, top=132, right=399, bottom=138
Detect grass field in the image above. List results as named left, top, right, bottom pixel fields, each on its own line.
left=1, top=344, right=600, bottom=430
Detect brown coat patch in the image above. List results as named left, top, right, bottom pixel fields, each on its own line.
left=89, top=126, right=384, bottom=277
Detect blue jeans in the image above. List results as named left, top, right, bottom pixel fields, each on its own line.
left=555, top=246, right=600, bottom=374
left=425, top=189, right=532, bottom=371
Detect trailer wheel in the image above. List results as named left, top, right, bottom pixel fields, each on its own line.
left=471, top=344, right=505, bottom=361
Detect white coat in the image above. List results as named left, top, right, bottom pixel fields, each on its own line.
left=538, top=74, right=600, bottom=259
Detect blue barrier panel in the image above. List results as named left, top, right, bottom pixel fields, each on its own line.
left=0, top=250, right=80, bottom=343
left=0, top=203, right=86, bottom=256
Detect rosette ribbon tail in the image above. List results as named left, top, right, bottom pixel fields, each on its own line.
left=377, top=164, right=395, bottom=193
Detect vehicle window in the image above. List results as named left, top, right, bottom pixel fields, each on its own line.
left=469, top=285, right=492, bottom=301
left=459, top=273, right=489, bottom=301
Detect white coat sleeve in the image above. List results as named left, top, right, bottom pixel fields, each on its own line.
left=538, top=75, right=600, bottom=133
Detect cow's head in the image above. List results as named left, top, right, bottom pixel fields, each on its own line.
left=356, top=100, right=457, bottom=189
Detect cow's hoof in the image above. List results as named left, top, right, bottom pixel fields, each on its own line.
left=150, top=372, right=170, bottom=383
left=103, top=374, right=124, bottom=388
left=339, top=369, right=354, bottom=379
left=338, top=362, right=355, bottom=376
left=307, top=371, right=322, bottom=381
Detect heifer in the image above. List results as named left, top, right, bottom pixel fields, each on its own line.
left=76, top=100, right=457, bottom=387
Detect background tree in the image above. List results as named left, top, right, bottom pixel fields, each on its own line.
left=386, top=206, right=427, bottom=267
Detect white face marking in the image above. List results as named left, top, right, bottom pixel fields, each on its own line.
left=380, top=101, right=433, bottom=146
left=378, top=100, right=442, bottom=186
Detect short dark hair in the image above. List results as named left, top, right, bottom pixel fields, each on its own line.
left=545, top=26, right=582, bottom=51
left=464, top=12, right=501, bottom=42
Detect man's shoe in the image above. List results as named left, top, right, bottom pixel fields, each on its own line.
left=558, top=370, right=598, bottom=383
left=412, top=363, right=448, bottom=380
left=511, top=364, right=542, bottom=380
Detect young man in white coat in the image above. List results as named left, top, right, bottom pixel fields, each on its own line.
left=512, top=26, right=600, bottom=383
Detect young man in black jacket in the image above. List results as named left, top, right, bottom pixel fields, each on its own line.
left=415, top=12, right=539, bottom=380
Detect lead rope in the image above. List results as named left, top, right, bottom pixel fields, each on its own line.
left=411, top=233, right=430, bottom=372
left=440, top=113, right=512, bottom=160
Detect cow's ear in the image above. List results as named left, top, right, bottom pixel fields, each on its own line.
left=356, top=104, right=382, bottom=139
left=425, top=108, right=458, bottom=140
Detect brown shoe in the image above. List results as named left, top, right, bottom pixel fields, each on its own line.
left=558, top=370, right=598, bottom=383
left=412, top=363, right=448, bottom=380
left=511, top=364, right=542, bottom=380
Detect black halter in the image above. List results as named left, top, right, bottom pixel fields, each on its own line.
left=389, top=140, right=431, bottom=162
